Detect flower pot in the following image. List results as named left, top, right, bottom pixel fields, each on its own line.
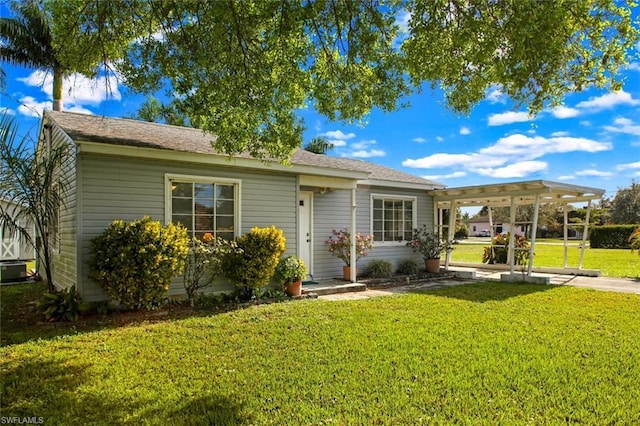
left=284, top=280, right=302, bottom=297
left=424, top=258, right=441, bottom=274
left=342, top=266, right=357, bottom=281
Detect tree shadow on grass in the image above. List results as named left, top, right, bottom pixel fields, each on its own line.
left=0, top=356, right=249, bottom=425
left=407, top=281, right=557, bottom=303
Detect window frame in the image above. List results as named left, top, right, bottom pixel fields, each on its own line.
left=165, top=173, right=242, bottom=240
left=370, top=193, right=417, bottom=245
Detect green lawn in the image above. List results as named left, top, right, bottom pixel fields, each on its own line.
left=451, top=240, right=639, bottom=278
left=1, top=283, right=639, bottom=424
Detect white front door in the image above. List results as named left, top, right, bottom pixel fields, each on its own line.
left=298, top=191, right=313, bottom=277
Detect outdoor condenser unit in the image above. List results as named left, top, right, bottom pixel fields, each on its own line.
left=0, top=262, right=27, bottom=284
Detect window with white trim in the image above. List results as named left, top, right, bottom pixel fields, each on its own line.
left=372, top=195, right=416, bottom=242
left=168, top=176, right=239, bottom=241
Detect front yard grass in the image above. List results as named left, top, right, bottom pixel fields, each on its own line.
left=1, top=283, right=639, bottom=424
left=451, top=241, right=639, bottom=278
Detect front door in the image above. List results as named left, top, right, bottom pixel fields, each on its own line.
left=298, top=191, right=313, bottom=277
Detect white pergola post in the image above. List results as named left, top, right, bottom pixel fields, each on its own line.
left=488, top=207, right=494, bottom=239
left=350, top=187, right=357, bottom=283
left=445, top=201, right=456, bottom=270
left=508, top=196, right=516, bottom=275
left=563, top=205, right=569, bottom=269
left=578, top=200, right=592, bottom=270
left=527, top=194, right=541, bottom=276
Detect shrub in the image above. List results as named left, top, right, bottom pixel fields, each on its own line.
left=454, top=224, right=469, bottom=240
left=590, top=225, right=639, bottom=249
left=365, top=259, right=393, bottom=278
left=629, top=227, right=640, bottom=256
left=406, top=225, right=454, bottom=259
left=37, top=285, right=82, bottom=322
left=222, top=226, right=286, bottom=299
left=396, top=258, right=419, bottom=276
left=88, top=216, right=189, bottom=310
left=326, top=228, right=374, bottom=266
left=275, top=256, right=308, bottom=283
left=482, top=233, right=530, bottom=265
left=183, top=235, right=240, bottom=306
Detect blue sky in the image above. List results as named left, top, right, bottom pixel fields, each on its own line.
left=1, top=10, right=639, bottom=202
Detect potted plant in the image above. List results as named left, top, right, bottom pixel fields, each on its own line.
left=406, top=225, right=454, bottom=273
left=325, top=228, right=374, bottom=280
left=275, top=256, right=308, bottom=296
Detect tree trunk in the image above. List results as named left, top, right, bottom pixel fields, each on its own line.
left=52, top=67, right=63, bottom=111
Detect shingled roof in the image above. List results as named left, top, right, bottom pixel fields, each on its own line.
left=45, top=111, right=443, bottom=188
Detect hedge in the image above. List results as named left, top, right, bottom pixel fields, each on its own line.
left=589, top=225, right=640, bottom=249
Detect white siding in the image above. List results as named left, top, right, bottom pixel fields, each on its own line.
left=78, top=154, right=297, bottom=301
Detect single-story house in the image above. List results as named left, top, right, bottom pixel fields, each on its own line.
left=468, top=215, right=525, bottom=237
left=41, top=111, right=447, bottom=301
left=0, top=198, right=35, bottom=261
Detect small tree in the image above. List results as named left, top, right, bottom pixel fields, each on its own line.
left=88, top=216, right=189, bottom=309
left=609, top=180, right=640, bottom=224
left=628, top=227, right=640, bottom=256
left=222, top=226, right=286, bottom=299
left=0, top=114, right=69, bottom=293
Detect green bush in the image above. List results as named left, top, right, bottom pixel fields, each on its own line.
left=88, top=216, right=189, bottom=310
left=590, top=225, right=639, bottom=249
left=365, top=259, right=393, bottom=278
left=37, top=285, right=82, bottom=322
left=482, top=233, right=530, bottom=265
left=630, top=227, right=640, bottom=255
left=222, top=226, right=286, bottom=299
left=396, top=258, right=419, bottom=276
left=454, top=224, right=469, bottom=240
left=183, top=236, right=240, bottom=306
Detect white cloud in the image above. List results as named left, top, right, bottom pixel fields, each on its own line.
left=488, top=111, right=531, bottom=126
left=550, top=105, right=580, bottom=119
left=17, top=70, right=121, bottom=106
left=474, top=161, right=548, bottom=178
left=350, top=139, right=377, bottom=150
left=459, top=126, right=471, bottom=135
left=579, top=120, right=592, bottom=127
left=403, top=153, right=505, bottom=169
left=17, top=96, right=53, bottom=118
left=616, top=161, right=640, bottom=171
left=557, top=175, right=575, bottom=181
left=320, top=129, right=355, bottom=147
left=435, top=136, right=444, bottom=142
left=344, top=149, right=386, bottom=158
left=575, top=169, right=613, bottom=177
left=576, top=90, right=639, bottom=110
left=551, top=131, right=569, bottom=137
left=422, top=171, right=467, bottom=180
left=412, top=137, right=426, bottom=143
left=321, top=130, right=355, bottom=140
left=485, top=86, right=506, bottom=104
left=395, top=9, right=411, bottom=32
left=478, top=134, right=611, bottom=158
left=627, top=62, right=640, bottom=72
left=603, top=117, right=640, bottom=136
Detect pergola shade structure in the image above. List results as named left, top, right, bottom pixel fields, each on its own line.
left=429, top=180, right=605, bottom=279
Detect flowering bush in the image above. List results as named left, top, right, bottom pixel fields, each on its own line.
left=275, top=256, right=308, bottom=283
left=482, top=233, right=530, bottom=265
left=406, top=225, right=454, bottom=259
left=326, top=228, right=374, bottom=266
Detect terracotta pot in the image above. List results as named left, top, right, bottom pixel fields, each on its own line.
left=424, top=258, right=441, bottom=273
left=342, top=266, right=358, bottom=281
left=284, top=280, right=302, bottom=297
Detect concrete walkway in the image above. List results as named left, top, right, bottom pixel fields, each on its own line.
left=319, top=270, right=640, bottom=301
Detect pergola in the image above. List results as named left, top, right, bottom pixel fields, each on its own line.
left=429, top=180, right=605, bottom=281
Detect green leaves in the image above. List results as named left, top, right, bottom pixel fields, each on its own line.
left=88, top=216, right=189, bottom=309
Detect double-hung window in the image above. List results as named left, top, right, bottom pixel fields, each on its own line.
left=372, top=195, right=416, bottom=242
left=167, top=175, right=240, bottom=241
